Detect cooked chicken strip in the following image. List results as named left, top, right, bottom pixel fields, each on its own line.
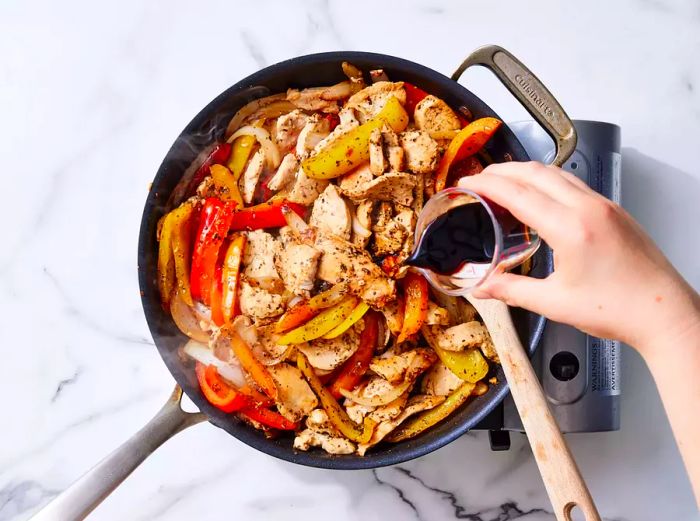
left=267, top=152, right=299, bottom=191
left=369, top=128, right=386, bottom=176
left=345, top=81, right=407, bottom=122
left=421, top=359, right=464, bottom=396
left=241, top=148, right=265, bottom=204
left=338, top=163, right=374, bottom=195
left=381, top=126, right=405, bottom=171
left=268, top=363, right=318, bottom=422
left=243, top=230, right=280, bottom=281
left=275, top=109, right=310, bottom=151
left=286, top=169, right=329, bottom=205
left=356, top=395, right=445, bottom=455
left=310, top=184, right=351, bottom=240
left=314, top=229, right=396, bottom=307
left=294, top=428, right=355, bottom=454
left=425, top=301, right=451, bottom=326
left=275, top=243, right=321, bottom=297
left=286, top=81, right=354, bottom=113
left=413, top=94, right=462, bottom=134
left=296, top=115, right=331, bottom=158
left=313, top=107, right=360, bottom=152
left=339, top=171, right=417, bottom=207
left=296, top=327, right=360, bottom=371
left=238, top=278, right=285, bottom=320
left=436, top=321, right=492, bottom=352
left=399, top=130, right=440, bottom=174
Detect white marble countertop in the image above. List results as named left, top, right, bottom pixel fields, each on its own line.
left=2, top=0, right=699, bottom=519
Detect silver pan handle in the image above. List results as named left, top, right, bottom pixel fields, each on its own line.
left=452, top=45, right=577, bottom=166
left=30, top=386, right=206, bottom=521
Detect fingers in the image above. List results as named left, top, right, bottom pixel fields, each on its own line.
left=472, top=272, right=558, bottom=317
left=457, top=169, right=569, bottom=241
left=483, top=162, right=591, bottom=205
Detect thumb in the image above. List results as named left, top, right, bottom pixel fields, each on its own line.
left=472, top=272, right=554, bottom=315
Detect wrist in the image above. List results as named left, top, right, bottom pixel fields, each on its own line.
left=635, top=278, right=700, bottom=361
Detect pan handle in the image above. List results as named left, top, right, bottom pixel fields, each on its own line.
left=30, top=386, right=206, bottom=521
left=452, top=45, right=577, bottom=167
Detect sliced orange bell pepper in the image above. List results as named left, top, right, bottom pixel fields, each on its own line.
left=397, top=272, right=429, bottom=343
left=328, top=311, right=380, bottom=399
left=275, top=283, right=348, bottom=333
left=434, top=117, right=502, bottom=192
left=323, top=301, right=370, bottom=339
left=195, top=362, right=256, bottom=413
left=278, top=297, right=358, bottom=345
left=228, top=329, right=278, bottom=399
left=302, top=96, right=409, bottom=179
left=221, top=234, right=246, bottom=323
left=298, top=352, right=376, bottom=443
left=210, top=164, right=244, bottom=206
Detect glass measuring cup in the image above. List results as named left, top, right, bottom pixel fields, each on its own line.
left=406, top=187, right=540, bottom=296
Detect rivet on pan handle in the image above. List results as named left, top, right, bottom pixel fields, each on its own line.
left=452, top=45, right=577, bottom=167
left=30, top=386, right=206, bottom=521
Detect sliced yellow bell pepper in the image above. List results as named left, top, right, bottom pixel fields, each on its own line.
left=157, top=213, right=176, bottom=307
left=386, top=381, right=476, bottom=442
left=279, top=297, right=358, bottom=345
left=322, top=301, right=370, bottom=339
left=435, top=346, right=489, bottom=383
left=422, top=325, right=489, bottom=382
left=210, top=164, right=244, bottom=206
left=297, top=351, right=376, bottom=443
left=302, top=96, right=409, bottom=179
left=227, top=134, right=256, bottom=180
left=169, top=201, right=197, bottom=306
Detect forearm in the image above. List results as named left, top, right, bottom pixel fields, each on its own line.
left=638, top=290, right=700, bottom=504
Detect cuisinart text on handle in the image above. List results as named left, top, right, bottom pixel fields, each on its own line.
left=514, top=74, right=554, bottom=118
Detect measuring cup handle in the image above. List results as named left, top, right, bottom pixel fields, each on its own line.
left=452, top=45, right=577, bottom=167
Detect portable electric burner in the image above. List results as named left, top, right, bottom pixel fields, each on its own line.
left=475, top=120, right=622, bottom=450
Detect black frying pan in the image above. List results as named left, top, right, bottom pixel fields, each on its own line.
left=31, top=46, right=576, bottom=521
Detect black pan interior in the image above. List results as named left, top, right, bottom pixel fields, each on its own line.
left=138, top=52, right=551, bottom=469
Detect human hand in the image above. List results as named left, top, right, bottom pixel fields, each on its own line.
left=458, top=162, right=700, bottom=355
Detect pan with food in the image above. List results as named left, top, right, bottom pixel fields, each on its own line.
left=33, top=46, right=576, bottom=521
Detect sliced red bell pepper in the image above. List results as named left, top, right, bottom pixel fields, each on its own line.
left=229, top=198, right=306, bottom=231
left=404, top=82, right=429, bottom=115
left=434, top=117, right=502, bottom=192
left=221, top=234, right=246, bottom=324
left=195, top=362, right=255, bottom=413
left=190, top=198, right=235, bottom=305
left=186, top=143, right=233, bottom=195
left=323, top=113, right=340, bottom=131
left=328, top=311, right=380, bottom=399
left=397, top=272, right=429, bottom=343
left=239, top=406, right=299, bottom=430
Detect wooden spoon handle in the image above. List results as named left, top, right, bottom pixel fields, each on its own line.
left=468, top=297, right=601, bottom=521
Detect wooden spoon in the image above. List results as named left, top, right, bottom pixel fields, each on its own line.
left=466, top=295, right=601, bottom=521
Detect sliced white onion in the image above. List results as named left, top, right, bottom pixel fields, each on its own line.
left=230, top=315, right=258, bottom=348
left=288, top=295, right=304, bottom=308
left=352, top=212, right=372, bottom=238
left=170, top=294, right=211, bottom=343
left=225, top=93, right=288, bottom=137
left=183, top=339, right=247, bottom=388
left=227, top=125, right=281, bottom=169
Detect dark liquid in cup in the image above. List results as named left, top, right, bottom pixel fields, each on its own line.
left=405, top=203, right=496, bottom=275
